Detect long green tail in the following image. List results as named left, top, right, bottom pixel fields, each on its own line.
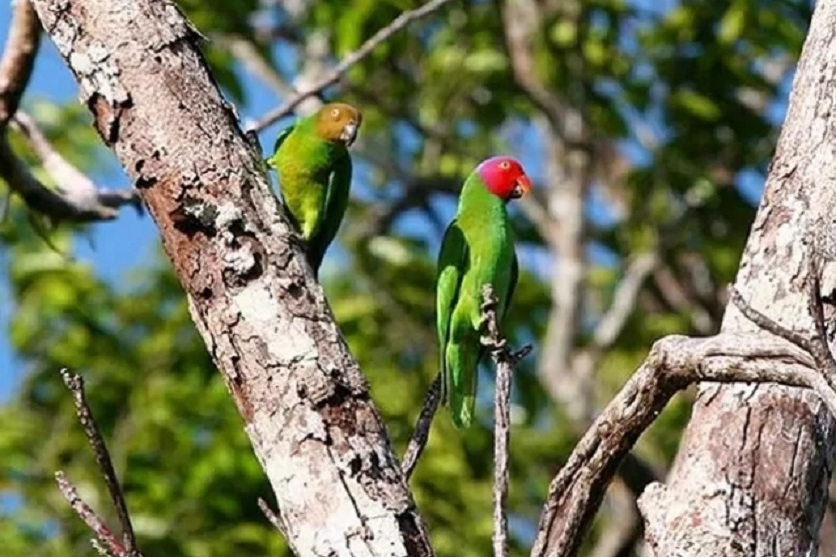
left=445, top=339, right=478, bottom=429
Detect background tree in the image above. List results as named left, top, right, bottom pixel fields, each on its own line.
left=0, top=0, right=832, bottom=556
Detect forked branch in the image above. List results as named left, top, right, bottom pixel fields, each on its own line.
left=56, top=369, right=142, bottom=557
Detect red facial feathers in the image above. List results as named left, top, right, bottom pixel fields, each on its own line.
left=476, top=156, right=532, bottom=200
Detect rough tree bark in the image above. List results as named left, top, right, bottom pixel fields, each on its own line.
left=27, top=1, right=434, bottom=556
left=638, top=1, right=836, bottom=554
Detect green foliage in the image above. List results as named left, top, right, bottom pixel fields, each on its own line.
left=0, top=0, right=812, bottom=555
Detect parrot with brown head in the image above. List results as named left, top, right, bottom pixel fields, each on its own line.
left=267, top=102, right=362, bottom=277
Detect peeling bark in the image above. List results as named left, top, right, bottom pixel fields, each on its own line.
left=638, top=1, right=836, bottom=554
left=28, top=1, right=433, bottom=556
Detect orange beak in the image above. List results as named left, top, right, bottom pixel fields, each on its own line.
left=513, top=174, right=532, bottom=198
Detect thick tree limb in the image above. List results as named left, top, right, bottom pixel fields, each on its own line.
left=56, top=369, right=142, bottom=557
left=529, top=331, right=836, bottom=557
left=30, top=1, right=434, bottom=556
left=251, top=0, right=455, bottom=131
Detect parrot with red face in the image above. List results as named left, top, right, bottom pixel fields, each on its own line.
left=267, top=102, right=362, bottom=277
left=436, top=156, right=531, bottom=428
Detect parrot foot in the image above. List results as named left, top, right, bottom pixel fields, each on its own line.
left=480, top=333, right=507, bottom=351
left=479, top=283, right=507, bottom=353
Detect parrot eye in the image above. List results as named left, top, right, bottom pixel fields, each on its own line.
left=499, top=161, right=511, bottom=170
left=331, top=108, right=341, bottom=119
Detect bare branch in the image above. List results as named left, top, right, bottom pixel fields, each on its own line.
left=530, top=331, right=836, bottom=557
left=729, top=286, right=814, bottom=355
left=60, top=369, right=141, bottom=557
left=401, top=373, right=442, bottom=481
left=54, top=471, right=125, bottom=557
left=218, top=34, right=297, bottom=98
left=480, top=284, right=532, bottom=557
left=591, top=253, right=660, bottom=350
left=90, top=538, right=119, bottom=557
left=492, top=345, right=511, bottom=557
left=250, top=0, right=455, bottom=131
left=11, top=110, right=142, bottom=215
left=257, top=497, right=289, bottom=538
left=0, top=137, right=126, bottom=221
left=0, top=0, right=40, bottom=125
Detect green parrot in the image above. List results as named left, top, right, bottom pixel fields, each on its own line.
left=436, top=156, right=531, bottom=429
left=267, top=102, right=363, bottom=277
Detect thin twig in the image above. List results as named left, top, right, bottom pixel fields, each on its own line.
left=250, top=0, right=455, bottom=131
left=480, top=284, right=532, bottom=557
left=90, top=538, right=118, bottom=557
left=805, top=256, right=836, bottom=379
left=55, top=471, right=124, bottom=557
left=731, top=256, right=836, bottom=391
left=60, top=369, right=141, bottom=557
left=257, top=497, right=288, bottom=538
left=492, top=359, right=511, bottom=557
left=401, top=373, right=442, bottom=481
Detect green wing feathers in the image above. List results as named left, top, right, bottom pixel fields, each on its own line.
left=435, top=221, right=475, bottom=428
left=306, top=155, right=352, bottom=275
left=268, top=118, right=352, bottom=277
left=436, top=221, right=467, bottom=377
left=265, top=125, right=293, bottom=169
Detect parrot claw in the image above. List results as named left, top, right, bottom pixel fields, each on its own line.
left=480, top=334, right=507, bottom=351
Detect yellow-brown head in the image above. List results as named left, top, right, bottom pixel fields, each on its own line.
left=314, top=102, right=363, bottom=147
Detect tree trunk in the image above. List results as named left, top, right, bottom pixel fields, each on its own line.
left=27, top=1, right=434, bottom=556
left=639, top=1, right=836, bottom=554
